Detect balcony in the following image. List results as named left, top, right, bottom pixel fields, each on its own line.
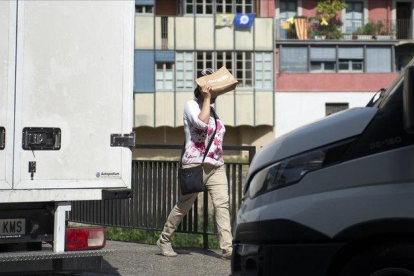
left=276, top=18, right=413, bottom=41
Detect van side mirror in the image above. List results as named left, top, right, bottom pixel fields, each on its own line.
left=403, top=66, right=414, bottom=134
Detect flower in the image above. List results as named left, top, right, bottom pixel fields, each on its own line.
left=287, top=17, right=295, bottom=24
left=321, top=17, right=328, bottom=26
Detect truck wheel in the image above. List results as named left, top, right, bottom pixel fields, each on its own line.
left=338, top=244, right=414, bottom=276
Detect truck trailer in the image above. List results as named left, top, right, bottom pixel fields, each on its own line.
left=0, top=0, right=134, bottom=274
left=232, top=61, right=414, bottom=276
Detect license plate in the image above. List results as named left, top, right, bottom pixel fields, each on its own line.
left=0, top=219, right=26, bottom=236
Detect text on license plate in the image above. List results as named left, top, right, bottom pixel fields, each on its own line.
left=0, top=219, right=26, bottom=236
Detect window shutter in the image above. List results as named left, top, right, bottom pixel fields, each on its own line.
left=135, top=0, right=155, bottom=6
left=366, top=47, right=392, bottom=73
left=280, top=47, right=308, bottom=72
left=134, top=50, right=155, bottom=93
left=310, top=47, right=336, bottom=61
left=338, top=47, right=364, bottom=59
left=155, top=51, right=175, bottom=63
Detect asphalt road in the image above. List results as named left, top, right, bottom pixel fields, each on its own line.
left=82, top=241, right=231, bottom=276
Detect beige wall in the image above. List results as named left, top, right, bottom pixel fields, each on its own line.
left=135, top=16, right=154, bottom=49
left=176, top=17, right=194, bottom=50
left=255, top=18, right=274, bottom=51
left=195, top=17, right=214, bottom=50
left=134, top=93, right=154, bottom=127
left=132, top=125, right=276, bottom=160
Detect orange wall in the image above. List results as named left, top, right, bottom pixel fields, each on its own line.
left=302, top=0, right=318, bottom=18
left=276, top=73, right=398, bottom=92
left=368, top=0, right=392, bottom=21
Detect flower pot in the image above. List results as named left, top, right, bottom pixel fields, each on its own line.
left=342, top=34, right=352, bottom=40
left=357, top=35, right=373, bottom=40
left=375, top=35, right=393, bottom=40
left=314, top=35, right=326, bottom=40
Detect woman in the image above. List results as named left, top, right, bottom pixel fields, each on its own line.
left=157, top=84, right=233, bottom=259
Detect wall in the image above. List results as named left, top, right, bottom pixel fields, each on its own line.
left=275, top=92, right=375, bottom=137
left=277, top=73, right=398, bottom=92
left=302, top=0, right=318, bottom=18
left=260, top=0, right=276, bottom=17
left=132, top=125, right=276, bottom=159
left=368, top=0, right=392, bottom=20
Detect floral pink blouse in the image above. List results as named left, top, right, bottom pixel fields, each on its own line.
left=182, top=99, right=226, bottom=167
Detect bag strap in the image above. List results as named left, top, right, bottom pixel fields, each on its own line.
left=202, top=109, right=217, bottom=163
left=179, top=108, right=218, bottom=168
left=201, top=68, right=215, bottom=76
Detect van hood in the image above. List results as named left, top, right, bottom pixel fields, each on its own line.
left=247, top=107, right=378, bottom=182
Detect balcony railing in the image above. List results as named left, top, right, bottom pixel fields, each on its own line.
left=276, top=18, right=413, bottom=41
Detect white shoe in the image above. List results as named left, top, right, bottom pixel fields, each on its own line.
left=157, top=238, right=177, bottom=257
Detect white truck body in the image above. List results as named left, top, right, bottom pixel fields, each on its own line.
left=0, top=0, right=134, bottom=202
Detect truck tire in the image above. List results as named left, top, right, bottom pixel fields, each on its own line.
left=338, top=244, right=414, bottom=276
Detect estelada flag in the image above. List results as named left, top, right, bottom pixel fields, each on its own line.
left=216, top=14, right=235, bottom=27
left=234, top=13, right=254, bottom=28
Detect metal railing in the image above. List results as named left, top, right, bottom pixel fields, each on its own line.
left=276, top=18, right=413, bottom=40
left=69, top=145, right=256, bottom=249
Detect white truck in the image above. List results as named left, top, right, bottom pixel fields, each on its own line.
left=0, top=0, right=134, bottom=274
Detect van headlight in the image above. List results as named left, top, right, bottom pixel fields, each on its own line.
left=248, top=138, right=356, bottom=198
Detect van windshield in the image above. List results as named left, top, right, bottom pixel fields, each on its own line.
left=371, top=58, right=414, bottom=108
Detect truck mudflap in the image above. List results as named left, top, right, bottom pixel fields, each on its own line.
left=0, top=249, right=113, bottom=275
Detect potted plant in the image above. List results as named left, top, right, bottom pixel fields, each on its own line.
left=314, top=0, right=347, bottom=40
left=354, top=23, right=374, bottom=40
left=375, top=21, right=393, bottom=40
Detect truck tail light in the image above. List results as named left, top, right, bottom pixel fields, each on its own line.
left=65, top=227, right=106, bottom=251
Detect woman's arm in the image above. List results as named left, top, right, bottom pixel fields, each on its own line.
left=198, top=85, right=212, bottom=124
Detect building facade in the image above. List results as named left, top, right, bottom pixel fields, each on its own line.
left=133, top=0, right=414, bottom=156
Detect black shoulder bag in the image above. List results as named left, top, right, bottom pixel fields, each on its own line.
left=178, top=110, right=217, bottom=195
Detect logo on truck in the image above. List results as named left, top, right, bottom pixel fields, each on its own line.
left=96, top=172, right=120, bottom=178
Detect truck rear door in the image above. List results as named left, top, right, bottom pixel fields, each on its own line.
left=0, top=1, right=17, bottom=190
left=12, top=1, right=134, bottom=189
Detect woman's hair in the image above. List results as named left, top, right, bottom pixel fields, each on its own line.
left=194, top=86, right=201, bottom=98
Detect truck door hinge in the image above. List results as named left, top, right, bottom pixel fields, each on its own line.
left=0, top=127, right=5, bottom=150
left=110, top=132, right=136, bottom=149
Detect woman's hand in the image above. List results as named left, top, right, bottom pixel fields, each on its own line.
left=200, top=85, right=212, bottom=101
left=198, top=85, right=212, bottom=124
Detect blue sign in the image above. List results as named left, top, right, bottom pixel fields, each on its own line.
left=234, top=13, right=255, bottom=28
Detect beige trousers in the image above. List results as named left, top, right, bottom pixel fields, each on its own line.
left=160, top=164, right=233, bottom=252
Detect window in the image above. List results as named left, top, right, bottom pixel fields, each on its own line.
left=255, top=52, right=273, bottom=89
left=195, top=52, right=214, bottom=77
left=176, top=52, right=194, bottom=89
left=185, top=0, right=213, bottom=15
left=279, top=0, right=297, bottom=39
left=310, top=47, right=336, bottom=73
left=156, top=63, right=174, bottom=90
left=235, top=52, right=253, bottom=87
left=161, top=17, right=168, bottom=50
left=185, top=0, right=254, bottom=15
left=366, top=47, right=392, bottom=73
left=216, top=52, right=234, bottom=73
left=345, top=2, right=363, bottom=34
left=338, top=47, right=364, bottom=72
left=311, top=61, right=336, bottom=72
left=216, top=0, right=233, bottom=13
left=236, top=0, right=254, bottom=14
left=326, top=103, right=349, bottom=116
left=135, top=5, right=154, bottom=14
left=280, top=47, right=308, bottom=72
